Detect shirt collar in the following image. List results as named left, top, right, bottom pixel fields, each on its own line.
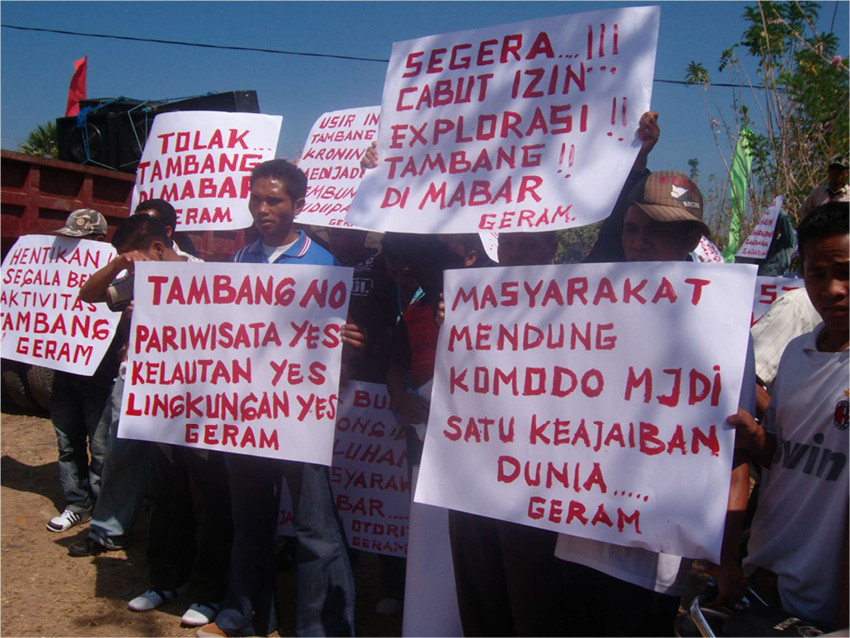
left=246, top=230, right=310, bottom=262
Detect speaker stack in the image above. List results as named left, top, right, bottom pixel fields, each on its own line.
left=56, top=90, right=261, bottom=173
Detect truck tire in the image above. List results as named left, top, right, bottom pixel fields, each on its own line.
left=26, top=365, right=54, bottom=413
left=2, top=368, right=37, bottom=412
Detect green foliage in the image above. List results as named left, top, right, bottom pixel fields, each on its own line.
left=685, top=0, right=849, bottom=241
left=688, top=158, right=700, bottom=181
left=554, top=224, right=601, bottom=264
left=19, top=121, right=58, bottom=158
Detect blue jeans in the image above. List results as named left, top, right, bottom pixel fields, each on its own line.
left=50, top=371, right=111, bottom=513
left=216, top=454, right=355, bottom=637
left=87, top=376, right=151, bottom=542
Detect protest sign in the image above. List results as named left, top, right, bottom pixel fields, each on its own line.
left=297, top=107, right=381, bottom=228
left=751, top=275, right=805, bottom=326
left=694, top=236, right=724, bottom=263
left=278, top=381, right=410, bottom=557
left=131, top=111, right=282, bottom=231
left=416, top=261, right=756, bottom=563
left=346, top=6, right=659, bottom=234
left=737, top=196, right=784, bottom=260
left=1, top=235, right=119, bottom=374
left=118, top=261, right=352, bottom=465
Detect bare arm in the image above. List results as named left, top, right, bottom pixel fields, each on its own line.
left=632, top=111, right=659, bottom=174
left=78, top=250, right=153, bottom=303
left=714, top=450, right=751, bottom=605
left=728, top=408, right=776, bottom=468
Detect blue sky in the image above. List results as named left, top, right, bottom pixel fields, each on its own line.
left=2, top=1, right=848, bottom=190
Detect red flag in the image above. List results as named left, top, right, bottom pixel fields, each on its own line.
left=65, top=56, right=87, bottom=117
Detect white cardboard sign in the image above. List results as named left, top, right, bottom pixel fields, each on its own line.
left=751, top=275, right=805, bottom=326
left=416, top=261, right=757, bottom=563
left=131, top=111, right=282, bottom=231
left=297, top=106, right=381, bottom=228
left=278, top=381, right=411, bottom=557
left=737, top=196, right=784, bottom=260
left=346, top=6, right=659, bottom=234
left=118, top=261, right=352, bottom=466
left=1, top=235, right=120, bottom=374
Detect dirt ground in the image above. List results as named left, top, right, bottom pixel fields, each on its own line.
left=0, top=403, right=403, bottom=638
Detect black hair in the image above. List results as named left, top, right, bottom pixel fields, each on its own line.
left=250, top=159, right=308, bottom=203
left=381, top=232, right=464, bottom=304
left=134, top=198, right=177, bottom=229
left=112, top=214, right=173, bottom=252
left=797, top=201, right=849, bottom=261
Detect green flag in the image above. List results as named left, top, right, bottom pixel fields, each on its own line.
left=722, top=127, right=753, bottom=261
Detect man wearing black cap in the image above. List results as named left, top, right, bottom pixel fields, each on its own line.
left=46, top=208, right=120, bottom=533
left=798, top=154, right=849, bottom=220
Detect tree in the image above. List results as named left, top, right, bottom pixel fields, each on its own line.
left=685, top=1, right=848, bottom=244
left=19, top=121, right=58, bottom=158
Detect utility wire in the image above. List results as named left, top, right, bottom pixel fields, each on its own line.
left=1, top=23, right=389, bottom=63
left=3, top=22, right=767, bottom=89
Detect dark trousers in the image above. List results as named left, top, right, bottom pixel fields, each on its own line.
left=216, top=454, right=355, bottom=637
left=448, top=510, right=567, bottom=636
left=559, top=561, right=682, bottom=636
left=147, top=443, right=232, bottom=602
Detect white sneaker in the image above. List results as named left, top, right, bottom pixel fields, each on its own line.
left=46, top=509, right=91, bottom=532
left=128, top=584, right=188, bottom=612
left=181, top=602, right=220, bottom=627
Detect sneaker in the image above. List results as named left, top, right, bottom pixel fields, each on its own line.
left=196, top=622, right=229, bottom=637
left=375, top=597, right=403, bottom=616
left=128, top=584, right=187, bottom=612
left=181, top=602, right=220, bottom=627
left=46, top=509, right=91, bottom=533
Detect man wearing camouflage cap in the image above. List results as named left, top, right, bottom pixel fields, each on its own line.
left=46, top=208, right=120, bottom=533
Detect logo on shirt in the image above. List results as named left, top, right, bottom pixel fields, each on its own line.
left=835, top=397, right=849, bottom=431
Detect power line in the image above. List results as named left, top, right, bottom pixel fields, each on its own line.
left=2, top=22, right=764, bottom=89
left=1, top=23, right=389, bottom=63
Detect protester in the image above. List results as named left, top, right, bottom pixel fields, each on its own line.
left=797, top=155, right=849, bottom=220
left=198, top=159, right=358, bottom=638
left=446, top=229, right=568, bottom=637
left=69, top=199, right=196, bottom=557
left=46, top=208, right=120, bottom=533
left=324, top=226, right=406, bottom=617
left=326, top=227, right=397, bottom=385
left=727, top=201, right=849, bottom=632
left=132, top=197, right=198, bottom=257
left=751, top=286, right=821, bottom=418
left=553, top=171, right=758, bottom=636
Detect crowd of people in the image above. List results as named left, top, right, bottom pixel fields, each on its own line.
left=41, top=113, right=848, bottom=636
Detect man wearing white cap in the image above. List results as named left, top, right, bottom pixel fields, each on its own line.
left=46, top=208, right=121, bottom=533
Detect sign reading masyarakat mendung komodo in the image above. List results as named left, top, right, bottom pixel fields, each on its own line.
left=346, top=6, right=659, bottom=233
left=416, top=261, right=757, bottom=564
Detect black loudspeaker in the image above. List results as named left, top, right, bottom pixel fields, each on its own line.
left=56, top=91, right=261, bottom=173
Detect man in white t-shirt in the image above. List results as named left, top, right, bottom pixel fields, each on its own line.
left=728, top=201, right=849, bottom=631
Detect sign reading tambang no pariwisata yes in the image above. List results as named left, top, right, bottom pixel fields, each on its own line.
left=1, top=235, right=120, bottom=375
left=346, top=6, right=659, bottom=234
left=118, top=261, right=352, bottom=466
left=415, top=261, right=757, bottom=563
left=130, top=111, right=282, bottom=231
